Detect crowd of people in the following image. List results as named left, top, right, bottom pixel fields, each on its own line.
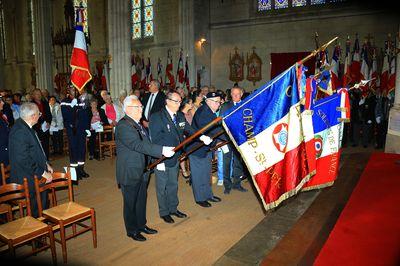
left=0, top=80, right=394, bottom=242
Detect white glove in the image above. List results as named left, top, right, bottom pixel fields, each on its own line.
left=162, top=146, right=175, bottom=158
left=70, top=98, right=78, bottom=107
left=367, top=120, right=372, bottom=124
left=156, top=163, right=166, bottom=171
left=358, top=98, right=365, bottom=106
left=85, top=130, right=91, bottom=137
left=221, top=144, right=229, bottom=154
left=376, top=117, right=381, bottom=124
left=199, top=135, right=212, bottom=146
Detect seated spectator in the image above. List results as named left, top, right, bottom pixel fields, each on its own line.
left=49, top=96, right=64, bottom=155
left=102, top=94, right=124, bottom=126
left=0, top=96, right=10, bottom=184
left=12, top=93, right=22, bottom=119
left=88, top=98, right=109, bottom=160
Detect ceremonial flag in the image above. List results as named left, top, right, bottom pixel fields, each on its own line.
left=350, top=36, right=361, bottom=84
left=157, top=58, right=163, bottom=87
left=380, top=42, right=390, bottom=96
left=184, top=56, right=190, bottom=90
left=177, top=51, right=185, bottom=86
left=140, top=57, right=147, bottom=89
left=166, top=50, right=175, bottom=88
left=131, top=55, right=139, bottom=87
left=330, top=44, right=341, bottom=90
left=342, top=37, right=352, bottom=88
left=302, top=89, right=349, bottom=191
left=369, top=50, right=379, bottom=93
left=222, top=65, right=315, bottom=210
left=70, top=8, right=92, bottom=93
left=388, top=55, right=396, bottom=95
left=146, top=56, right=153, bottom=84
left=359, top=42, right=370, bottom=97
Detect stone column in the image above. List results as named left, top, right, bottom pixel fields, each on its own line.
left=107, top=0, right=131, bottom=100
left=179, top=0, right=195, bottom=88
left=33, top=0, right=53, bottom=93
left=385, top=25, right=400, bottom=154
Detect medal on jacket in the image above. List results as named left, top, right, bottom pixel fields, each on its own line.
left=167, top=124, right=170, bottom=132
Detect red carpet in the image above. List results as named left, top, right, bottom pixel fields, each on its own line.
left=314, top=152, right=400, bottom=266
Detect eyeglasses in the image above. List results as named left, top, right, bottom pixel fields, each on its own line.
left=126, top=105, right=143, bottom=109
left=167, top=98, right=182, bottom=104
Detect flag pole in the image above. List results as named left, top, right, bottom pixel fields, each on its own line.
left=179, top=130, right=225, bottom=161
left=298, top=36, right=339, bottom=65
left=147, top=116, right=222, bottom=170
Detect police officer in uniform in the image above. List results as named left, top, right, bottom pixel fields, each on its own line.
left=61, top=86, right=91, bottom=179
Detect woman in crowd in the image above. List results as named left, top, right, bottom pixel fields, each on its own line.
left=101, top=94, right=124, bottom=126
left=88, top=98, right=109, bottom=160
left=191, top=90, right=203, bottom=113
left=49, top=96, right=64, bottom=156
left=12, top=93, right=22, bottom=120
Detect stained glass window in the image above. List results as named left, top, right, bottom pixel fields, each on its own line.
left=292, top=0, right=307, bottom=7
left=74, top=0, right=89, bottom=35
left=0, top=0, right=5, bottom=59
left=132, top=0, right=154, bottom=39
left=274, top=0, right=288, bottom=9
left=311, top=0, right=326, bottom=5
left=258, top=0, right=272, bottom=11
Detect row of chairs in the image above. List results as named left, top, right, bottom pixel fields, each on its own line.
left=0, top=166, right=97, bottom=264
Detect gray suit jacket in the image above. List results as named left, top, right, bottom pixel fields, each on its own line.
left=115, top=115, right=163, bottom=186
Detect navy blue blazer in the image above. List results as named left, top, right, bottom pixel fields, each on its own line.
left=149, top=107, right=196, bottom=167
left=9, top=119, right=48, bottom=189
left=141, top=91, right=166, bottom=122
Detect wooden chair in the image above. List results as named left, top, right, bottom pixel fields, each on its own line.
left=1, top=163, right=11, bottom=185
left=0, top=164, right=12, bottom=223
left=98, top=125, right=116, bottom=159
left=34, top=171, right=97, bottom=263
left=0, top=178, right=57, bottom=264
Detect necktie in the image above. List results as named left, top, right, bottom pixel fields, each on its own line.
left=138, top=123, right=147, bottom=137
left=172, top=114, right=177, bottom=125
left=144, top=93, right=154, bottom=120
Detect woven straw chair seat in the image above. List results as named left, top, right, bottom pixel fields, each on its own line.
left=43, top=202, right=90, bottom=220
left=0, top=216, right=47, bottom=240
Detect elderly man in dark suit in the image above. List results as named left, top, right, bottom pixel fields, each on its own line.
left=219, top=86, right=248, bottom=194
left=141, top=80, right=166, bottom=128
left=115, top=95, right=175, bottom=242
left=9, top=102, right=53, bottom=218
left=189, top=92, right=223, bottom=208
left=149, top=91, right=211, bottom=223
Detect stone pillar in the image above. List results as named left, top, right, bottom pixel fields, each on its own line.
left=179, top=0, right=195, bottom=88
left=107, top=0, right=131, bottom=100
left=33, top=0, right=53, bottom=93
left=385, top=25, right=400, bottom=154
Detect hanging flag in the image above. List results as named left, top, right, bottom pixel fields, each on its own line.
left=131, top=55, right=139, bottom=88
left=380, top=40, right=390, bottom=96
left=350, top=35, right=361, bottom=84
left=330, top=43, right=341, bottom=90
left=140, top=56, right=147, bottom=90
left=146, top=54, right=153, bottom=84
left=222, top=65, right=315, bottom=210
left=176, top=50, right=185, bottom=87
left=359, top=42, right=370, bottom=97
left=165, top=50, right=175, bottom=88
left=157, top=57, right=163, bottom=87
left=102, top=61, right=109, bottom=91
left=369, top=49, right=379, bottom=94
left=342, top=37, right=352, bottom=88
left=388, top=55, right=396, bottom=95
left=184, top=56, right=190, bottom=91
left=70, top=7, right=92, bottom=93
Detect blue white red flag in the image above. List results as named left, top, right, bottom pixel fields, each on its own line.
left=302, top=89, right=349, bottom=191
left=157, top=57, right=163, bottom=87
left=330, top=44, right=341, bottom=90
left=70, top=8, right=92, bottom=93
left=222, top=65, right=315, bottom=210
left=176, top=51, right=185, bottom=86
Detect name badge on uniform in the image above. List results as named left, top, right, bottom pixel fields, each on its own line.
left=179, top=122, right=185, bottom=129
left=167, top=124, right=171, bottom=132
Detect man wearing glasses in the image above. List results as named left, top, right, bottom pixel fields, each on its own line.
left=116, top=96, right=175, bottom=242
left=149, top=91, right=212, bottom=223
left=189, top=92, right=224, bottom=208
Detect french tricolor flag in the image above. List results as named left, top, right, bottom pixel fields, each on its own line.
left=222, top=65, right=315, bottom=210
left=70, top=10, right=91, bottom=93
left=302, top=89, right=349, bottom=191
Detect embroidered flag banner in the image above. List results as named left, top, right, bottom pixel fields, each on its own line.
left=302, top=89, right=349, bottom=191
left=70, top=9, right=92, bottom=93
left=222, top=65, right=315, bottom=210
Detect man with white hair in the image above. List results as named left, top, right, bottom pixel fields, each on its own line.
left=115, top=95, right=175, bottom=242
left=9, top=102, right=53, bottom=217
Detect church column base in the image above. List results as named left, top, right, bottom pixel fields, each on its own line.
left=385, top=105, right=400, bottom=154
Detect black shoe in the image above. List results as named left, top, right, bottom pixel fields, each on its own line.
left=140, top=226, right=158, bottom=235
left=170, top=210, right=187, bottom=218
left=224, top=188, right=231, bottom=195
left=80, top=166, right=90, bottom=178
left=233, top=185, right=248, bottom=192
left=128, top=232, right=146, bottom=242
left=161, top=215, right=175, bottom=223
left=196, top=201, right=211, bottom=208
left=89, top=155, right=94, bottom=160
left=209, top=196, right=221, bottom=202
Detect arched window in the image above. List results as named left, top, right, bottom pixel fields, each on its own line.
left=74, top=0, right=89, bottom=35
left=132, top=0, right=154, bottom=40
left=257, top=0, right=345, bottom=11
left=0, top=0, right=6, bottom=59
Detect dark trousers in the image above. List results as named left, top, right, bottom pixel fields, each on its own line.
left=376, top=121, right=386, bottom=148
left=88, top=130, right=98, bottom=157
left=120, top=176, right=148, bottom=235
left=154, top=162, right=179, bottom=216
left=361, top=122, right=373, bottom=147
left=222, top=145, right=243, bottom=190
left=189, top=153, right=214, bottom=202
left=37, top=130, right=50, bottom=160
left=66, top=127, right=87, bottom=164
left=51, top=130, right=63, bottom=154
